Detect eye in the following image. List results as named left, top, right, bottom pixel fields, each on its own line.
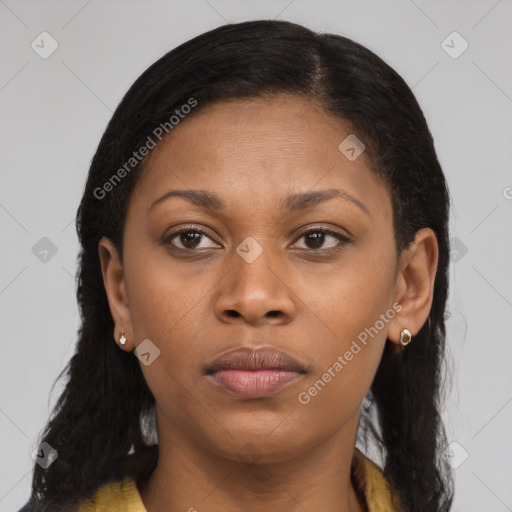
left=292, top=227, right=350, bottom=251
left=162, top=225, right=350, bottom=253
left=163, top=226, right=220, bottom=251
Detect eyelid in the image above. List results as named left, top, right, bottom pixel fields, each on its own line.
left=293, top=224, right=351, bottom=240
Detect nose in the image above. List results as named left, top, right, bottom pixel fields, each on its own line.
left=213, top=247, right=296, bottom=326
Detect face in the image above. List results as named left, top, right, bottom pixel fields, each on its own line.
left=101, top=93, right=407, bottom=464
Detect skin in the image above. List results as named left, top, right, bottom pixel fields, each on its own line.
left=99, top=93, right=438, bottom=512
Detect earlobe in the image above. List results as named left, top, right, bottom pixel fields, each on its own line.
left=98, top=236, right=134, bottom=350
left=388, top=228, right=438, bottom=347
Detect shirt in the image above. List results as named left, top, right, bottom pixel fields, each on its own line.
left=77, top=448, right=400, bottom=512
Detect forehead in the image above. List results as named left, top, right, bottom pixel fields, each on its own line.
left=133, top=94, right=391, bottom=219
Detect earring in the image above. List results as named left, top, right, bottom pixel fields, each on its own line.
left=119, top=331, right=127, bottom=346
left=400, top=328, right=412, bottom=346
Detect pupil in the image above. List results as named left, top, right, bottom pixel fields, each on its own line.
left=306, top=233, right=324, bottom=248
left=181, top=232, right=201, bottom=248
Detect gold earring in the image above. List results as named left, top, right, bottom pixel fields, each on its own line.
left=119, top=331, right=127, bottom=346
left=400, top=328, right=412, bottom=346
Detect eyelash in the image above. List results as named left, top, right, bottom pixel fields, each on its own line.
left=162, top=225, right=350, bottom=253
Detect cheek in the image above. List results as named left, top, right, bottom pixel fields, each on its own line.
left=296, top=251, right=396, bottom=414
left=124, top=239, right=206, bottom=340
left=122, top=244, right=211, bottom=399
left=298, top=311, right=387, bottom=419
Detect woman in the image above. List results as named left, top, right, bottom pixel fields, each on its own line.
left=20, top=19, right=454, bottom=512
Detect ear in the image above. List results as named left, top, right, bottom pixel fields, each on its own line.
left=98, top=236, right=134, bottom=351
left=387, top=228, right=439, bottom=346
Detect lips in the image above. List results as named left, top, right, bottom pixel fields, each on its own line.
left=207, top=347, right=306, bottom=373
left=206, top=347, right=306, bottom=399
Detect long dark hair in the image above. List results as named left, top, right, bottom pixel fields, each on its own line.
left=21, top=19, right=454, bottom=512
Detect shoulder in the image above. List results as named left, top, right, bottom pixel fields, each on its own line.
left=76, top=477, right=146, bottom=512
left=351, top=448, right=402, bottom=512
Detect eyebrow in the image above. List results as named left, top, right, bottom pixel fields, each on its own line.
left=148, top=188, right=369, bottom=216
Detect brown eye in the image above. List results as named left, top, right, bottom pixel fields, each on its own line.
left=294, top=228, right=350, bottom=251
left=164, top=227, right=220, bottom=251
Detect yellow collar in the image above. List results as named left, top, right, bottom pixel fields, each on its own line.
left=351, top=448, right=401, bottom=511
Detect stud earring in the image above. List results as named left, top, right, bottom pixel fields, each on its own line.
left=399, top=328, right=412, bottom=346
left=119, top=331, right=127, bottom=346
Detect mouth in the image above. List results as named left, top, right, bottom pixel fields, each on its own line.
left=205, top=347, right=306, bottom=399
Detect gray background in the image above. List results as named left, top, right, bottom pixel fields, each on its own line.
left=1, top=1, right=511, bottom=510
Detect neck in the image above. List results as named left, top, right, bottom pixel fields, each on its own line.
left=139, top=412, right=365, bottom=512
